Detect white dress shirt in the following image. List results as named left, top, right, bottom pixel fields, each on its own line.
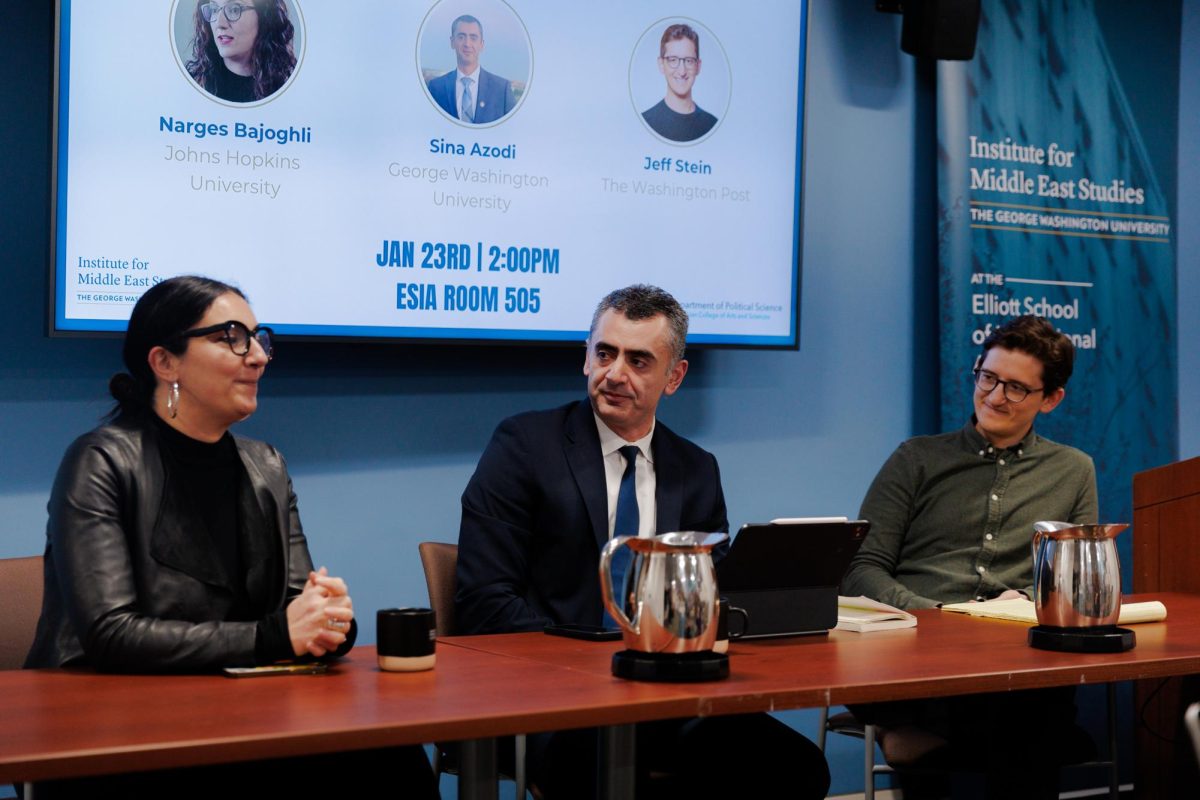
left=594, top=414, right=656, bottom=539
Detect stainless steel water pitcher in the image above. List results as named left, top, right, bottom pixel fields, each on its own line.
left=1031, top=520, right=1129, bottom=627
left=599, top=531, right=728, bottom=654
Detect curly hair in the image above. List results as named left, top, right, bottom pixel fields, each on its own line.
left=186, top=0, right=297, bottom=101
left=978, top=315, right=1076, bottom=395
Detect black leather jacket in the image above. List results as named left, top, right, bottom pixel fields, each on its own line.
left=25, top=415, right=334, bottom=671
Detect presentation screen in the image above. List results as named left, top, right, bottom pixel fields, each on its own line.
left=52, top=0, right=806, bottom=346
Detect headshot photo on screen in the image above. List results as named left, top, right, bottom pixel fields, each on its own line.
left=631, top=18, right=730, bottom=145
left=418, top=0, right=532, bottom=127
left=171, top=0, right=305, bottom=106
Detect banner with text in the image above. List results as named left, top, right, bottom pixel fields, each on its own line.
left=937, top=0, right=1180, bottom=583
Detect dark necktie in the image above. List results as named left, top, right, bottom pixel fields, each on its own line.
left=604, top=446, right=640, bottom=627
left=614, top=445, right=641, bottom=537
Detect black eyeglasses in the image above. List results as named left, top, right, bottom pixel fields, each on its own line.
left=199, top=2, right=257, bottom=24
left=176, top=320, right=274, bottom=359
left=973, top=369, right=1042, bottom=403
left=661, top=56, right=699, bottom=70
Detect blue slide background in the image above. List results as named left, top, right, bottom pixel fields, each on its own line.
left=53, top=1, right=806, bottom=346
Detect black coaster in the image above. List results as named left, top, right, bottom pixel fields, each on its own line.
left=611, top=649, right=730, bottom=682
left=1028, top=625, right=1136, bottom=653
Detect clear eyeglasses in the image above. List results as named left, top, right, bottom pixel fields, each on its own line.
left=662, top=56, right=698, bottom=70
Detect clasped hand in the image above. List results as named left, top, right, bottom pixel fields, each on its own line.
left=287, top=566, right=354, bottom=657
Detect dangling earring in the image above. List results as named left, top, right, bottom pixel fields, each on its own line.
left=167, top=381, right=180, bottom=419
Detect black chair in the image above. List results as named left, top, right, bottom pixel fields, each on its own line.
left=817, top=684, right=1119, bottom=800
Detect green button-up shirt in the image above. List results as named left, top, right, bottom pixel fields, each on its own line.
left=842, top=422, right=1098, bottom=610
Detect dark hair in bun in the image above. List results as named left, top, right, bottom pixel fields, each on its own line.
left=108, top=276, right=245, bottom=418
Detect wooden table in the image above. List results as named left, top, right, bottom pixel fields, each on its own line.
left=3, top=593, right=1198, bottom=798
left=449, top=592, right=1200, bottom=796
left=0, top=643, right=695, bottom=798
left=450, top=593, right=1200, bottom=710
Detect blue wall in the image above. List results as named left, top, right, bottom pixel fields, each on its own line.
left=2, top=2, right=1195, bottom=796
left=1, top=1, right=937, bottom=629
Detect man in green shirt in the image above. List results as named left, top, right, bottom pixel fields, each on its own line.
left=844, top=316, right=1097, bottom=608
left=843, top=315, right=1097, bottom=799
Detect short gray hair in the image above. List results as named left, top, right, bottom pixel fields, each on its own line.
left=589, top=285, right=688, bottom=365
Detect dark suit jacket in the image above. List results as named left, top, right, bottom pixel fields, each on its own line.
left=24, top=415, right=348, bottom=671
left=456, top=400, right=729, bottom=634
left=427, top=67, right=516, bottom=123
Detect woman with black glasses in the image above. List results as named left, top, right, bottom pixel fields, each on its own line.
left=24, top=275, right=435, bottom=796
left=186, top=0, right=297, bottom=103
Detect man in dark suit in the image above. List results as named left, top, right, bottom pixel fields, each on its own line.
left=427, top=14, right=515, bottom=124
left=456, top=285, right=830, bottom=799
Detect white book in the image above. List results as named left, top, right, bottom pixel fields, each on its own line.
left=836, top=595, right=918, bottom=632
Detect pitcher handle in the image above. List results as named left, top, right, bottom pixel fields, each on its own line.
left=1030, top=530, right=1047, bottom=601
left=599, top=536, right=637, bottom=633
